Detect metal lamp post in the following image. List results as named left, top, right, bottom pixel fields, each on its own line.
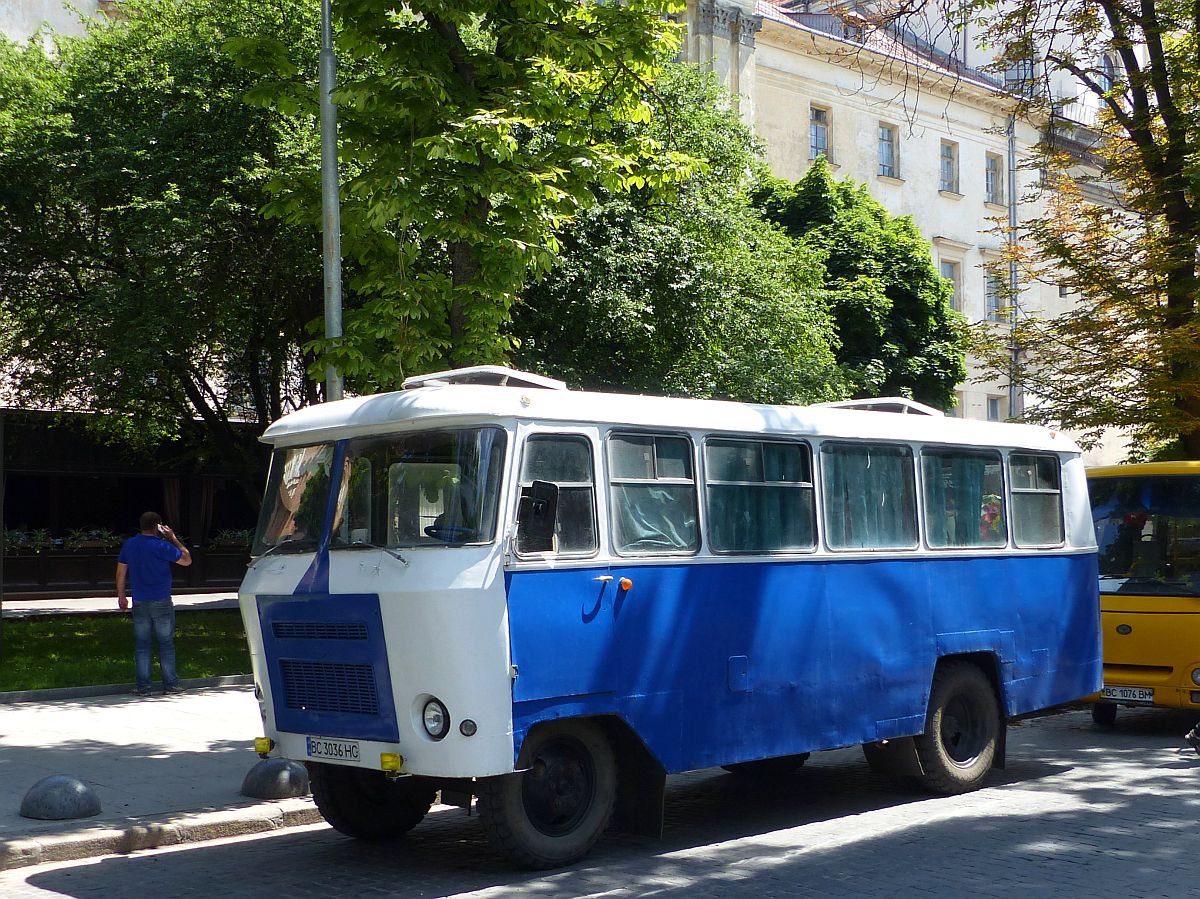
left=320, top=0, right=345, bottom=402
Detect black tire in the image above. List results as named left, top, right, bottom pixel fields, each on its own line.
left=477, top=720, right=617, bottom=869
left=913, top=661, right=1001, bottom=795
left=721, top=753, right=810, bottom=777
left=307, top=762, right=435, bottom=840
left=1092, top=701, right=1118, bottom=726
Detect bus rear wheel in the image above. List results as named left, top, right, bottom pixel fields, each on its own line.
left=913, top=661, right=1001, bottom=795
left=308, top=762, right=435, bottom=840
left=477, top=720, right=617, bottom=869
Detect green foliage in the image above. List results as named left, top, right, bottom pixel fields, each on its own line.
left=0, top=0, right=326, bottom=500
left=232, top=0, right=692, bottom=392
left=513, top=65, right=848, bottom=405
left=754, top=159, right=968, bottom=408
left=967, top=0, right=1200, bottom=454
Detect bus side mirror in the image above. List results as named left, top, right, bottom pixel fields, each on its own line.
left=516, top=480, right=559, bottom=554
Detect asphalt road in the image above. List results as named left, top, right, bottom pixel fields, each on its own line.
left=3, top=706, right=1197, bottom=899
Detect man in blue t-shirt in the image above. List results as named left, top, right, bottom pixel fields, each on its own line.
left=116, top=511, right=193, bottom=696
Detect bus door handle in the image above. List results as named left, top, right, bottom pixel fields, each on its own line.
left=593, top=575, right=613, bottom=583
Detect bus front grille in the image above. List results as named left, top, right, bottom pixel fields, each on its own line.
left=273, top=621, right=369, bottom=641
left=279, top=659, right=380, bottom=716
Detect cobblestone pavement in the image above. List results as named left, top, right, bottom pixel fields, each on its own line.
left=3, top=706, right=1198, bottom=899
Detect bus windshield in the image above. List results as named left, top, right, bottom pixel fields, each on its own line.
left=334, top=427, right=507, bottom=548
left=254, top=428, right=508, bottom=554
left=1090, top=475, right=1200, bottom=596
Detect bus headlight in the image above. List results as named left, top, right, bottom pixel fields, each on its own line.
left=1191, top=668, right=1200, bottom=686
left=422, top=698, right=450, bottom=740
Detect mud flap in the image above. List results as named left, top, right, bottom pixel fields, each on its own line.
left=862, top=736, right=925, bottom=777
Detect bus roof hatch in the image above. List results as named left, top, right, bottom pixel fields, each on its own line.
left=401, top=366, right=569, bottom=391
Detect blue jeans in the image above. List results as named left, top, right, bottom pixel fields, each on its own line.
left=132, top=599, right=178, bottom=689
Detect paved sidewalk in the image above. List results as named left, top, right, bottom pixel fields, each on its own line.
left=1, top=592, right=239, bottom=619
left=0, top=685, right=322, bottom=872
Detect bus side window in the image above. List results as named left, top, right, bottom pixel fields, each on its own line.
left=608, top=433, right=699, bottom=555
left=921, top=449, right=1006, bottom=548
left=822, top=442, right=918, bottom=550
left=517, top=435, right=598, bottom=556
left=1010, top=453, right=1064, bottom=546
left=705, top=438, right=815, bottom=553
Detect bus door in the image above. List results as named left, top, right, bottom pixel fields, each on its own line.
left=506, top=430, right=617, bottom=702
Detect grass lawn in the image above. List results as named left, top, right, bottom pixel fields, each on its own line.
left=0, top=610, right=251, bottom=692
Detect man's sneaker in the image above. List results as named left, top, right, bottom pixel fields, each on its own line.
left=163, top=683, right=185, bottom=695
left=131, top=687, right=152, bottom=697
left=1185, top=726, right=1200, bottom=754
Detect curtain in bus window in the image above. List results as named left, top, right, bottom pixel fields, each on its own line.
left=612, top=484, right=697, bottom=553
left=922, top=451, right=1005, bottom=548
left=823, top=444, right=917, bottom=549
left=609, top=434, right=698, bottom=554
left=706, top=439, right=814, bottom=552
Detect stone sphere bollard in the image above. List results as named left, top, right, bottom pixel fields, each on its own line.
left=20, top=775, right=102, bottom=820
left=240, top=758, right=310, bottom=800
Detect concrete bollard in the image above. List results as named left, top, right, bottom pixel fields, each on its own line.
left=20, top=775, right=102, bottom=820
left=240, top=758, right=310, bottom=800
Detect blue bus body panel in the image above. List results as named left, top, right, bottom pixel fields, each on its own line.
left=257, top=593, right=399, bottom=743
left=506, top=553, right=1100, bottom=773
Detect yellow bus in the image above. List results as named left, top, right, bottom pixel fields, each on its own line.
left=1088, top=461, right=1200, bottom=724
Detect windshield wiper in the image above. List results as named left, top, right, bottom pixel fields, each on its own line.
left=333, top=540, right=409, bottom=566
left=249, top=538, right=318, bottom=564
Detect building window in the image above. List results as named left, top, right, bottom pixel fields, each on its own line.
left=1100, top=52, right=1120, bottom=92
left=939, top=259, right=961, bottom=311
left=939, top=140, right=959, bottom=193
left=987, top=395, right=1006, bottom=422
left=986, top=273, right=1007, bottom=322
left=1005, top=58, right=1035, bottom=92
left=810, top=106, right=830, bottom=161
left=985, top=153, right=1003, bottom=204
left=878, top=123, right=898, bottom=177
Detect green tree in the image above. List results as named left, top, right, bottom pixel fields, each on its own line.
left=512, top=65, right=847, bottom=404
left=0, top=0, right=325, bottom=502
left=236, top=0, right=692, bottom=392
left=966, top=0, right=1200, bottom=456
left=754, top=158, right=968, bottom=409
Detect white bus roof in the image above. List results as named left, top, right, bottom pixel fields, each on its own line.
left=262, top=376, right=1077, bottom=455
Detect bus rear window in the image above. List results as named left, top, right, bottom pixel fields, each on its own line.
left=1010, top=454, right=1064, bottom=547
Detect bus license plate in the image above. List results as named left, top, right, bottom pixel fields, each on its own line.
left=1102, top=686, right=1155, bottom=704
left=306, top=736, right=361, bottom=763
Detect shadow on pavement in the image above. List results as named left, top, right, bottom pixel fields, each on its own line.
left=25, top=706, right=1200, bottom=898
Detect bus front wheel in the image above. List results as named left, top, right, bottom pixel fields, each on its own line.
left=477, top=720, right=617, bottom=869
left=308, top=762, right=435, bottom=840
left=913, top=661, right=1000, bottom=795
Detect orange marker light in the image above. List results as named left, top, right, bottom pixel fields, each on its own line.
left=619, top=577, right=633, bottom=591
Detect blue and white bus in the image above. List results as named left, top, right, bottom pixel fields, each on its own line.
left=240, top=367, right=1101, bottom=868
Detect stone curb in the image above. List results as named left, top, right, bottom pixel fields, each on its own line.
left=0, top=674, right=253, bottom=705
left=0, top=799, right=322, bottom=872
